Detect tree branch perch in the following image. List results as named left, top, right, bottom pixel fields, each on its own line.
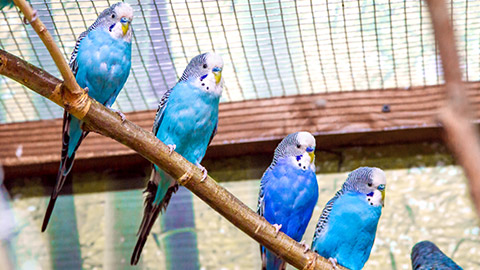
left=425, top=0, right=480, bottom=217
left=0, top=49, right=343, bottom=270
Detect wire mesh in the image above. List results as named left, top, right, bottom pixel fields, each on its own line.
left=0, top=0, right=479, bottom=123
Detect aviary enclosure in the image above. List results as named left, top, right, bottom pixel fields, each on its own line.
left=0, top=0, right=479, bottom=269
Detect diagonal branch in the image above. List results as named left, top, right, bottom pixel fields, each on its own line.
left=0, top=48, right=344, bottom=270
left=425, top=0, right=480, bottom=217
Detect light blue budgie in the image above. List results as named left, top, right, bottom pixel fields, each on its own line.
left=311, top=167, right=386, bottom=270
left=130, top=52, right=224, bottom=265
left=411, top=241, right=463, bottom=270
left=257, top=131, right=319, bottom=270
left=41, top=2, right=133, bottom=232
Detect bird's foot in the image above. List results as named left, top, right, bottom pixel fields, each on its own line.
left=299, top=240, right=309, bottom=253
left=273, top=224, right=282, bottom=237
left=167, top=144, right=176, bottom=155
left=23, top=8, right=38, bottom=25
left=328, top=258, right=339, bottom=270
left=84, top=87, right=89, bottom=94
left=196, top=163, right=208, bottom=182
left=111, top=109, right=126, bottom=123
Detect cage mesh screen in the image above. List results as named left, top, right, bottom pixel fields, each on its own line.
left=0, top=0, right=479, bottom=123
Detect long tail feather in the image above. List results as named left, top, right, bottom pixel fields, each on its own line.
left=42, top=111, right=87, bottom=232
left=261, top=247, right=286, bottom=270
left=131, top=169, right=178, bottom=265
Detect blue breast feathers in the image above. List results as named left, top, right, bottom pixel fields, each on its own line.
left=74, top=29, right=132, bottom=107
left=312, top=191, right=382, bottom=270
left=262, top=157, right=318, bottom=241
left=155, top=81, right=220, bottom=165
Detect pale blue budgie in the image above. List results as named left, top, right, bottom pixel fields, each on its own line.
left=41, top=2, right=133, bottom=232
left=311, top=167, right=386, bottom=270
left=411, top=241, right=463, bottom=270
left=257, top=131, right=318, bottom=270
left=130, top=52, right=224, bottom=265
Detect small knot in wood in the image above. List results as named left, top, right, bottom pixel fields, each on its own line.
left=177, top=170, right=194, bottom=186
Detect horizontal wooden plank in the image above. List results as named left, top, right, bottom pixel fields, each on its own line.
left=2, top=82, right=480, bottom=178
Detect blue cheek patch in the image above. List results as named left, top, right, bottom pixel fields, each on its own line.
left=109, top=24, right=115, bottom=32
left=200, top=74, right=208, bottom=81
left=296, top=155, right=302, bottom=161
left=366, top=192, right=374, bottom=197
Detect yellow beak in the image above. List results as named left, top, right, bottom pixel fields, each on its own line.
left=381, top=190, right=385, bottom=207
left=214, top=71, right=222, bottom=84
left=308, top=152, right=315, bottom=163
left=122, top=23, right=130, bottom=36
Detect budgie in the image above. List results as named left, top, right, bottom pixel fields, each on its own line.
left=41, top=2, right=133, bottom=232
left=411, top=241, right=463, bottom=270
left=257, top=131, right=319, bottom=270
left=130, top=52, right=224, bottom=265
left=311, top=167, right=386, bottom=270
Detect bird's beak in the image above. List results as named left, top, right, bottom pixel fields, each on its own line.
left=214, top=70, right=222, bottom=84
left=306, top=146, right=315, bottom=162
left=380, top=190, right=385, bottom=207
left=121, top=19, right=131, bottom=36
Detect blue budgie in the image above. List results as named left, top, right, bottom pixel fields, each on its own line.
left=411, top=241, right=463, bottom=270
left=130, top=52, right=224, bottom=265
left=257, top=132, right=318, bottom=270
left=311, top=167, right=386, bottom=270
left=41, top=2, right=133, bottom=232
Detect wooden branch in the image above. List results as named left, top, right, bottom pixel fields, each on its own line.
left=12, top=0, right=90, bottom=119
left=0, top=49, right=344, bottom=269
left=425, top=0, right=480, bottom=217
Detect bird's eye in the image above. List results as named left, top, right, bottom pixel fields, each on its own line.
left=111, top=14, right=116, bottom=19
left=296, top=144, right=301, bottom=149
left=203, top=64, right=208, bottom=69
left=368, top=183, right=373, bottom=187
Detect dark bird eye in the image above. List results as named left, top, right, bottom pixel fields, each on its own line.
left=368, top=183, right=373, bottom=187
left=111, top=14, right=116, bottom=19
left=296, top=144, right=301, bottom=149
left=203, top=64, right=208, bottom=69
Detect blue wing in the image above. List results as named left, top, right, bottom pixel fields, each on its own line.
left=311, top=189, right=343, bottom=245
left=411, top=241, right=463, bottom=270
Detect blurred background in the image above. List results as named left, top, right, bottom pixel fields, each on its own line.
left=0, top=0, right=479, bottom=269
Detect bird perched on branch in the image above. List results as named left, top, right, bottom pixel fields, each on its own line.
left=130, top=52, right=224, bottom=265
left=41, top=2, right=133, bottom=232
left=257, top=131, right=319, bottom=270
left=311, top=167, right=386, bottom=270
left=411, top=240, right=463, bottom=270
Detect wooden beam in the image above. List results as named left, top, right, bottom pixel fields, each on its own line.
left=2, top=82, right=480, bottom=178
